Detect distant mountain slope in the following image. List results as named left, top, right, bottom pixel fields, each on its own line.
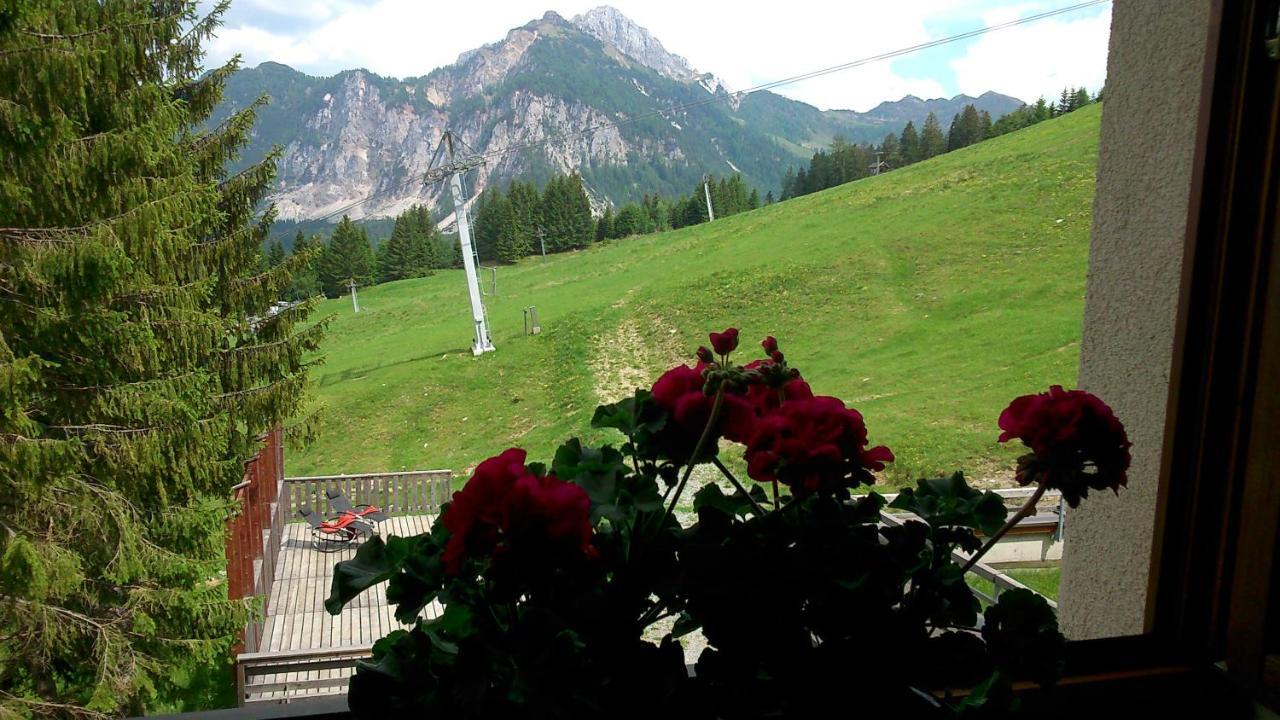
left=210, top=6, right=1023, bottom=225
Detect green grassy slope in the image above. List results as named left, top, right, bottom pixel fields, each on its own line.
left=291, top=104, right=1101, bottom=486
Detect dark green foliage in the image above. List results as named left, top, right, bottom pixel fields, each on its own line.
left=287, top=232, right=323, bottom=300
left=507, top=180, right=542, bottom=255
left=538, top=173, right=593, bottom=252
left=378, top=205, right=439, bottom=282
left=921, top=112, right=947, bottom=160
left=319, top=215, right=375, bottom=296
left=900, top=120, right=922, bottom=165
left=266, top=239, right=286, bottom=268
left=0, top=1, right=324, bottom=715
left=595, top=207, right=614, bottom=241
left=472, top=188, right=522, bottom=263
left=947, top=105, right=983, bottom=152
left=613, top=203, right=649, bottom=238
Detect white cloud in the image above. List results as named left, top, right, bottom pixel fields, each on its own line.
left=201, top=0, right=1110, bottom=111
left=950, top=4, right=1111, bottom=103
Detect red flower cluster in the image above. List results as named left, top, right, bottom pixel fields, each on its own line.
left=647, top=330, right=894, bottom=494
left=744, top=396, right=894, bottom=495
left=997, top=385, right=1132, bottom=506
left=441, top=448, right=596, bottom=575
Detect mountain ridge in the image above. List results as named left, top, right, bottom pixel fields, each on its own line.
left=211, top=6, right=1023, bottom=225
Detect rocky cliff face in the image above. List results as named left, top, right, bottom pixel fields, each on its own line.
left=571, top=5, right=701, bottom=83
left=210, top=7, right=1023, bottom=225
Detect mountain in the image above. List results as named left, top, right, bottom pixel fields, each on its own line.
left=209, top=7, right=1023, bottom=226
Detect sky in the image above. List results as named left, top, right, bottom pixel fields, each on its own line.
left=198, top=0, right=1111, bottom=112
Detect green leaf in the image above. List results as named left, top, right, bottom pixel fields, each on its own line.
left=693, top=483, right=759, bottom=518
left=889, top=471, right=1008, bottom=535
left=591, top=389, right=662, bottom=435
left=326, top=536, right=397, bottom=615
left=981, top=588, right=1065, bottom=685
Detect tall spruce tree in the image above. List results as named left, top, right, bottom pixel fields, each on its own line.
left=1072, top=87, right=1092, bottom=112
left=288, top=232, right=323, bottom=300
left=920, top=112, right=947, bottom=159
left=473, top=188, right=518, bottom=262
left=978, top=110, right=993, bottom=140
left=507, top=180, right=541, bottom=256
left=0, top=2, right=325, bottom=716
left=899, top=121, right=921, bottom=165
left=596, top=207, right=615, bottom=241
left=319, top=215, right=374, bottom=296
left=564, top=173, right=594, bottom=248
left=881, top=132, right=901, bottom=168
left=378, top=205, right=438, bottom=282
left=266, top=239, right=286, bottom=269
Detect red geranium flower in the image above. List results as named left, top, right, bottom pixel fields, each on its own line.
left=721, top=359, right=814, bottom=443
left=441, top=448, right=595, bottom=575
left=648, top=362, right=723, bottom=463
left=744, top=396, right=893, bottom=496
left=997, top=386, right=1131, bottom=506
left=709, top=328, right=740, bottom=355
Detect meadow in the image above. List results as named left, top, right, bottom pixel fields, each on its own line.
left=290, top=104, right=1102, bottom=489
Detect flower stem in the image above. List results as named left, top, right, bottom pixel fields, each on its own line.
left=960, top=482, right=1048, bottom=574
left=711, top=457, right=767, bottom=515
left=662, top=385, right=726, bottom=523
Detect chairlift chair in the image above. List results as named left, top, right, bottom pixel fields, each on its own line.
left=298, top=506, right=374, bottom=552
left=325, top=489, right=388, bottom=523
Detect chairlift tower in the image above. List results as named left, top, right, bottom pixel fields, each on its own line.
left=703, top=174, right=716, bottom=221
left=425, top=131, right=494, bottom=355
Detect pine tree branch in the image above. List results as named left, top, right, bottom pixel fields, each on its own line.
left=0, top=691, right=109, bottom=720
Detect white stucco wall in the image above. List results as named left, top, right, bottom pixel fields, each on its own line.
left=1058, top=1, right=1211, bottom=639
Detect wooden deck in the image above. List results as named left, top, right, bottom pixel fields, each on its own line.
left=239, top=514, right=442, bottom=703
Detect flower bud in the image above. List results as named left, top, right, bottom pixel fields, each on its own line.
left=709, top=328, right=740, bottom=355
left=762, top=336, right=778, bottom=353
left=696, top=346, right=713, bottom=363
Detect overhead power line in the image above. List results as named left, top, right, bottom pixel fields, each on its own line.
left=314, top=0, right=1110, bottom=222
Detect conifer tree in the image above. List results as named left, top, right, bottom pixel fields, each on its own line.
left=288, top=232, right=323, bottom=300
left=564, top=173, right=594, bottom=248
left=0, top=2, right=325, bottom=716
left=748, top=188, right=760, bottom=210
left=507, top=180, right=541, bottom=255
left=613, top=204, right=648, bottom=238
left=779, top=167, right=797, bottom=200
left=538, top=176, right=568, bottom=252
left=899, top=121, right=921, bottom=165
left=377, top=205, right=438, bottom=282
left=880, top=132, right=901, bottom=168
left=1056, top=87, right=1072, bottom=116
left=764, top=190, right=775, bottom=205
left=1072, top=87, right=1092, bottom=111
left=319, top=215, right=374, bottom=296
left=266, top=238, right=287, bottom=274
left=978, top=110, right=993, bottom=140
left=920, top=112, right=947, bottom=159
left=596, top=207, right=615, bottom=241
left=405, top=205, right=440, bottom=272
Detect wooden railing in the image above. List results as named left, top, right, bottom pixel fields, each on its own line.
left=281, top=470, right=453, bottom=518
left=237, top=645, right=372, bottom=702
left=226, top=427, right=287, bottom=653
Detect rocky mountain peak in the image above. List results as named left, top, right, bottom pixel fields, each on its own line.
left=572, top=6, right=700, bottom=83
